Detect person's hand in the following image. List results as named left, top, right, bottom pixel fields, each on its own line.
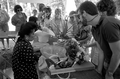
left=84, top=25, right=92, bottom=31
left=83, top=44, right=90, bottom=48
left=105, top=72, right=114, bottom=79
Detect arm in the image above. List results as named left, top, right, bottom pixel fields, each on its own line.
left=4, top=10, right=10, bottom=23
left=96, top=42, right=104, bottom=74
left=11, top=15, right=17, bottom=26
left=33, top=46, right=53, bottom=58
left=102, top=22, right=120, bottom=78
left=84, top=41, right=97, bottom=48
left=107, top=41, right=120, bottom=75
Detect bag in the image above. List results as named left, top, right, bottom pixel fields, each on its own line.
left=38, top=56, right=48, bottom=71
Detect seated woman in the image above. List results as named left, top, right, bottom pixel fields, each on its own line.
left=12, top=22, right=41, bottom=79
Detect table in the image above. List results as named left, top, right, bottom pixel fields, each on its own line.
left=51, top=70, right=103, bottom=79
left=0, top=31, right=16, bottom=42
left=49, top=61, right=104, bottom=79
left=50, top=61, right=95, bottom=75
left=0, top=49, right=103, bottom=79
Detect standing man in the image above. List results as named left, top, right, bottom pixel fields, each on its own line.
left=77, top=1, right=120, bottom=79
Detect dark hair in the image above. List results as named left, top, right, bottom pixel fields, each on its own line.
left=55, top=8, right=61, bottom=14
left=14, top=5, right=23, bottom=13
left=69, top=11, right=77, bottom=16
left=43, top=6, right=52, bottom=19
left=29, top=16, right=38, bottom=23
left=18, top=22, right=37, bottom=38
left=97, top=0, right=117, bottom=16
left=78, top=1, right=98, bottom=15
left=29, top=16, right=38, bottom=31
left=39, top=3, right=45, bottom=12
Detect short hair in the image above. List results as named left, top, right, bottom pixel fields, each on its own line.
left=43, top=6, right=52, bottom=19
left=29, top=16, right=38, bottom=31
left=38, top=3, right=45, bottom=12
left=69, top=11, right=77, bottom=16
left=14, top=5, right=23, bottom=13
left=33, top=9, right=37, bottom=13
left=29, top=16, right=38, bottom=23
left=18, top=22, right=37, bottom=38
left=55, top=8, right=61, bottom=14
left=77, top=1, right=98, bottom=15
left=97, top=0, right=117, bottom=16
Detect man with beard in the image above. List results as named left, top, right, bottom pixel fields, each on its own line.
left=77, top=1, right=120, bottom=79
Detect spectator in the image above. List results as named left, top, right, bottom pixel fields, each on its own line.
left=12, top=22, right=40, bottom=79
left=38, top=3, right=45, bottom=26
left=40, top=6, right=52, bottom=30
left=0, top=4, right=10, bottom=50
left=78, top=1, right=120, bottom=79
left=11, top=5, right=27, bottom=33
left=32, top=9, right=38, bottom=17
left=68, top=11, right=80, bottom=36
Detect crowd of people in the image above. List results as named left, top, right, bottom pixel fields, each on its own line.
left=0, top=0, right=120, bottom=79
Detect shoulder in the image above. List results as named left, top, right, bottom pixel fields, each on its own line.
left=102, top=16, right=120, bottom=31
left=12, top=14, right=17, bottom=19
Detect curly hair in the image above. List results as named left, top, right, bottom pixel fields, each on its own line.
left=14, top=5, right=23, bottom=13
left=97, top=0, right=117, bottom=16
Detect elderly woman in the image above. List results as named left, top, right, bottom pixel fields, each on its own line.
left=12, top=22, right=40, bottom=79
left=11, top=5, right=27, bottom=33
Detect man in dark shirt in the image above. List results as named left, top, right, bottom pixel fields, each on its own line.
left=77, top=1, right=120, bottom=79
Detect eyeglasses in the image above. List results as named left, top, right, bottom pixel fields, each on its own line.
left=87, top=14, right=98, bottom=22
left=17, top=9, right=22, bottom=12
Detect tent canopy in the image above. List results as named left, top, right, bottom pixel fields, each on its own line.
left=17, top=0, right=52, bottom=4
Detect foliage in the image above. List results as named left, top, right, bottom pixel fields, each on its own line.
left=50, top=0, right=66, bottom=16
left=0, top=0, right=16, bottom=12
left=114, top=0, right=120, bottom=13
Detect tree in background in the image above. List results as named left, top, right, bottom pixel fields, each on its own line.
left=50, top=0, right=66, bottom=16
left=114, top=0, right=120, bottom=15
